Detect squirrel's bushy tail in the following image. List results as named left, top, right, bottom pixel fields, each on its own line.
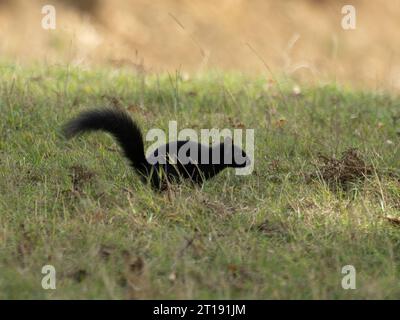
left=63, top=108, right=147, bottom=170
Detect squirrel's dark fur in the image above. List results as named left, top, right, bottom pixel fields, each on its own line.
left=63, top=108, right=250, bottom=190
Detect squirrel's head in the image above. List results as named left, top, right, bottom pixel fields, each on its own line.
left=220, top=137, right=250, bottom=168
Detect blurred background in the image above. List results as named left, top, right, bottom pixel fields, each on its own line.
left=1, top=0, right=400, bottom=89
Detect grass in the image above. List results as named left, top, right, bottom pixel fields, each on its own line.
left=0, top=63, right=400, bottom=299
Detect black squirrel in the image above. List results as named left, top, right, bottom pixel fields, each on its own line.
left=63, top=108, right=250, bottom=190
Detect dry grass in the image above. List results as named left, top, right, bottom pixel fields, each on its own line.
left=312, top=148, right=374, bottom=189
left=1, top=0, right=400, bottom=89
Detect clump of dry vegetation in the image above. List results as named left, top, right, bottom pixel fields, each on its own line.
left=311, top=148, right=374, bottom=189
